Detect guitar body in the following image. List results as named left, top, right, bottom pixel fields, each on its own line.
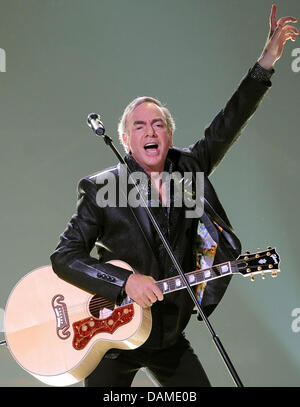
left=4, top=261, right=152, bottom=386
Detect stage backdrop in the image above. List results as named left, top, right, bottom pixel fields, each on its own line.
left=0, top=0, right=299, bottom=387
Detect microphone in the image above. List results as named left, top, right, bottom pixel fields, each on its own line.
left=87, top=113, right=105, bottom=136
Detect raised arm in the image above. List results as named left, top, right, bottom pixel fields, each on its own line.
left=188, top=5, right=298, bottom=176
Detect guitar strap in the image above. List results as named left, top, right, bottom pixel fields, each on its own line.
left=204, top=198, right=242, bottom=257
left=195, top=213, right=218, bottom=304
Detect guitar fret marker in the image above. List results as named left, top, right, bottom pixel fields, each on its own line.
left=204, top=270, right=211, bottom=278
left=175, top=279, right=181, bottom=287
left=188, top=274, right=195, bottom=283
left=163, top=282, right=169, bottom=292
left=221, top=265, right=229, bottom=274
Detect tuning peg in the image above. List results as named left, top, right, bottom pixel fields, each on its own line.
left=250, top=274, right=255, bottom=282
left=267, top=246, right=272, bottom=250
left=257, top=248, right=261, bottom=252
left=261, top=272, right=265, bottom=280
left=271, top=271, right=278, bottom=278
left=244, top=251, right=250, bottom=260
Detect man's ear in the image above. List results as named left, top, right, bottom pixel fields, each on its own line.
left=122, top=133, right=129, bottom=152
left=122, top=133, right=128, bottom=145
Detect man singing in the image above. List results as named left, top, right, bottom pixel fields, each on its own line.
left=50, top=5, right=298, bottom=387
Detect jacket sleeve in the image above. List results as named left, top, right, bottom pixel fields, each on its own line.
left=187, top=69, right=272, bottom=176
left=50, top=177, right=132, bottom=305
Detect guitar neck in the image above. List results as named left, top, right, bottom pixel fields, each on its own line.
left=122, top=261, right=236, bottom=306
left=155, top=261, right=237, bottom=296
left=121, top=246, right=281, bottom=305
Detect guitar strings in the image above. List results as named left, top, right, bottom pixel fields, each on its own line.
left=78, top=261, right=233, bottom=314
left=64, top=258, right=264, bottom=317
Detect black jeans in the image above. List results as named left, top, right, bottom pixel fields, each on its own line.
left=85, top=335, right=211, bottom=387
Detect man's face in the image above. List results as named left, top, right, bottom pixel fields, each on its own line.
left=123, top=102, right=173, bottom=174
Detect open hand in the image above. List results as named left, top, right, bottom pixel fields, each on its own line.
left=258, top=4, right=298, bottom=69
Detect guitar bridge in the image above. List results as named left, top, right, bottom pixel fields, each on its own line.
left=52, top=294, right=71, bottom=340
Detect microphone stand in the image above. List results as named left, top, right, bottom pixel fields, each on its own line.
left=89, top=124, right=243, bottom=388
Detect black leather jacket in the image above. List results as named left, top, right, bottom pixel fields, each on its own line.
left=50, top=71, right=270, bottom=349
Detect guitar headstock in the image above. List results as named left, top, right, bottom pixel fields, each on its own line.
left=236, top=247, right=280, bottom=281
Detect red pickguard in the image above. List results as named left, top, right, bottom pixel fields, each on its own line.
left=72, top=304, right=134, bottom=350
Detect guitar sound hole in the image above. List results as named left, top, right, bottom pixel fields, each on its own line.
left=89, top=295, right=115, bottom=319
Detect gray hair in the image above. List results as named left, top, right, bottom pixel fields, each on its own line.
left=118, top=96, right=176, bottom=152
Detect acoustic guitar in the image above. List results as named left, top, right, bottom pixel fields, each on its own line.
left=4, top=247, right=280, bottom=386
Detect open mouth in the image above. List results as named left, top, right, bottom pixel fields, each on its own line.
left=144, top=143, right=158, bottom=150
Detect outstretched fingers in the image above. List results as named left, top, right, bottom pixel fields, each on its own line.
left=269, top=4, right=298, bottom=38
left=277, top=16, right=298, bottom=28
left=270, top=4, right=277, bottom=33
left=277, top=24, right=299, bottom=43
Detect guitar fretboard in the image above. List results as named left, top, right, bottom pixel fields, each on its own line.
left=122, top=261, right=234, bottom=305
left=156, top=261, right=233, bottom=295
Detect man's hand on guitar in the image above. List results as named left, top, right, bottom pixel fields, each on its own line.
left=125, top=273, right=164, bottom=308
